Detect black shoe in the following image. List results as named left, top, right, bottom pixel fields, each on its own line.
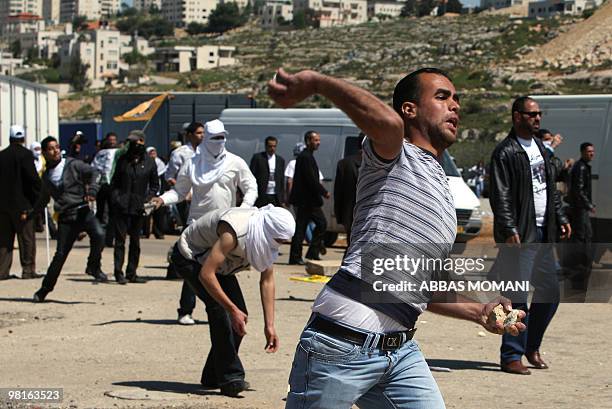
left=94, top=270, right=109, bottom=283
left=115, top=272, right=128, bottom=285
left=33, top=289, right=48, bottom=303
left=127, top=275, right=146, bottom=283
left=306, top=254, right=321, bottom=261
left=288, top=259, right=305, bottom=265
left=220, top=380, right=250, bottom=397
left=22, top=272, right=43, bottom=279
left=200, top=379, right=219, bottom=390
left=320, top=247, right=327, bottom=255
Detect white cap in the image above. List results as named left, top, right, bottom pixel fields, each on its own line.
left=204, top=119, right=228, bottom=138
left=9, top=124, right=25, bottom=139
left=75, top=130, right=84, bottom=136
left=146, top=146, right=155, bottom=153
left=182, top=122, right=191, bottom=130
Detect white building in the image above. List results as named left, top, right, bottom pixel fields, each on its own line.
left=1, top=0, right=43, bottom=32
left=60, top=0, right=100, bottom=23
left=527, top=0, right=601, bottom=17
left=162, top=0, right=220, bottom=27
left=42, top=0, right=61, bottom=23
left=293, top=0, right=367, bottom=27
left=261, top=0, right=293, bottom=28
left=17, top=26, right=66, bottom=59
left=57, top=27, right=127, bottom=88
left=0, top=53, right=25, bottom=76
left=133, top=0, right=162, bottom=10
left=367, top=0, right=403, bottom=19
left=4, top=13, right=46, bottom=46
left=100, top=0, right=120, bottom=16
left=154, top=45, right=236, bottom=72
left=480, top=0, right=523, bottom=9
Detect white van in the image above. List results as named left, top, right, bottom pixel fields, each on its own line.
left=220, top=108, right=482, bottom=245
left=533, top=94, right=612, bottom=242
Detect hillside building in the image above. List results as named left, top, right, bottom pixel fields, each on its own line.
left=261, top=0, right=293, bottom=28
left=293, top=0, right=367, bottom=27
left=161, top=0, right=220, bottom=26
left=527, top=0, right=602, bottom=17
left=133, top=0, right=162, bottom=10
left=367, top=0, right=404, bottom=19
left=59, top=0, right=100, bottom=23
left=480, top=0, right=523, bottom=10
left=42, top=0, right=61, bottom=23
left=154, top=45, right=236, bottom=72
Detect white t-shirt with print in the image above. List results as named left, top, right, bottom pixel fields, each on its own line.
left=517, top=136, right=547, bottom=227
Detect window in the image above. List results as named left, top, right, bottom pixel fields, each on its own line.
left=209, top=51, right=214, bottom=56
left=100, top=40, right=104, bottom=48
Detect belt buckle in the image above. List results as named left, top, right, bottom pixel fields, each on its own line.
left=381, top=333, right=402, bottom=351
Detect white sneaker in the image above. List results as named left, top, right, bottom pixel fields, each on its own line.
left=178, top=314, right=195, bottom=325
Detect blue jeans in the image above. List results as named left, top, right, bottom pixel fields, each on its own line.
left=285, top=320, right=445, bottom=409
left=499, top=227, right=559, bottom=364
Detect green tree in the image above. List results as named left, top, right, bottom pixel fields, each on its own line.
left=292, top=9, right=317, bottom=29
left=68, top=55, right=90, bottom=91
left=418, top=0, right=436, bottom=16
left=186, top=21, right=208, bottom=35
left=207, top=3, right=247, bottom=33
left=401, top=0, right=418, bottom=17
left=72, top=15, right=88, bottom=31
left=446, top=0, right=464, bottom=13
left=122, top=49, right=147, bottom=65
left=10, top=40, right=22, bottom=58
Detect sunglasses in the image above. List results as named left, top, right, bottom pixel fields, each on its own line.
left=519, top=111, right=542, bottom=118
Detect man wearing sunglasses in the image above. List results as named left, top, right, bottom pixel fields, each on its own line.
left=489, top=96, right=571, bottom=375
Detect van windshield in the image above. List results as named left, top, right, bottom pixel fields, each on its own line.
left=441, top=151, right=461, bottom=177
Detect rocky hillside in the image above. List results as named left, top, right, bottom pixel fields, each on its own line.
left=63, top=10, right=612, bottom=167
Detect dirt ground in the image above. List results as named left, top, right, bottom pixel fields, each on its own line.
left=1, top=224, right=611, bottom=409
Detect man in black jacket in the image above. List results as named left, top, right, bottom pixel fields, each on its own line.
left=489, top=96, right=571, bottom=375
left=110, top=130, right=159, bottom=284
left=33, top=136, right=108, bottom=302
left=250, top=136, right=286, bottom=207
left=0, top=125, right=42, bottom=280
left=333, top=133, right=364, bottom=251
left=565, top=142, right=595, bottom=289
left=288, top=130, right=330, bottom=265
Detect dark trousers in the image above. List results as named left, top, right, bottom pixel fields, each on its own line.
left=114, top=214, right=144, bottom=277
left=96, top=183, right=114, bottom=245
left=290, top=206, right=326, bottom=261
left=0, top=212, right=36, bottom=278
left=171, top=245, right=247, bottom=386
left=41, top=210, right=104, bottom=292
left=142, top=208, right=166, bottom=238
left=499, top=227, right=559, bottom=364
left=565, top=208, right=593, bottom=286
left=255, top=194, right=279, bottom=208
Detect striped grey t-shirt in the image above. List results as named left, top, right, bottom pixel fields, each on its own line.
left=324, top=138, right=456, bottom=325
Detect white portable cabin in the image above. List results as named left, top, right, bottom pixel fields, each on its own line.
left=0, top=75, right=59, bottom=148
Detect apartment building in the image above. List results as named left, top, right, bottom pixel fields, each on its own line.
left=42, top=0, right=60, bottom=23
left=154, top=45, right=236, bottom=72
left=17, top=25, right=66, bottom=58
left=527, top=0, right=601, bottom=17
left=60, top=0, right=100, bottom=23
left=4, top=13, right=46, bottom=45
left=58, top=27, right=127, bottom=87
left=367, top=0, right=404, bottom=19
left=1, top=0, right=43, bottom=32
left=100, top=0, right=120, bottom=16
left=133, top=0, right=162, bottom=10
left=261, top=0, right=293, bottom=28
left=480, top=0, right=523, bottom=9
left=162, top=0, right=220, bottom=26
left=0, top=52, right=25, bottom=75
left=293, top=0, right=367, bottom=27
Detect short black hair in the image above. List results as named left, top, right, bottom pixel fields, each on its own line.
left=512, top=96, right=535, bottom=114
left=186, top=121, right=204, bottom=135
left=580, top=142, right=593, bottom=152
left=41, top=136, right=57, bottom=151
left=392, top=68, right=452, bottom=115
left=304, top=130, right=318, bottom=143
left=265, top=136, right=277, bottom=145
left=537, top=129, right=551, bottom=138
left=105, top=132, right=117, bottom=139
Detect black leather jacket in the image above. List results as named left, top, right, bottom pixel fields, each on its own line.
left=568, top=158, right=593, bottom=210
left=489, top=129, right=568, bottom=244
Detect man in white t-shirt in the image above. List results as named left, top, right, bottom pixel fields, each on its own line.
left=489, top=96, right=571, bottom=375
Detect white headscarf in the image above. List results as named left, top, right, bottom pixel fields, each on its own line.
left=191, top=119, right=229, bottom=186
left=246, top=205, right=296, bottom=272
left=30, top=141, right=42, bottom=158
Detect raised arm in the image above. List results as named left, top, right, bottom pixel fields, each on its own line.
left=268, top=68, right=404, bottom=160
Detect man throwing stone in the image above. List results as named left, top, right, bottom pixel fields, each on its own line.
left=268, top=67, right=526, bottom=409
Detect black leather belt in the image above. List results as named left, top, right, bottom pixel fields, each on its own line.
left=309, top=316, right=416, bottom=351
